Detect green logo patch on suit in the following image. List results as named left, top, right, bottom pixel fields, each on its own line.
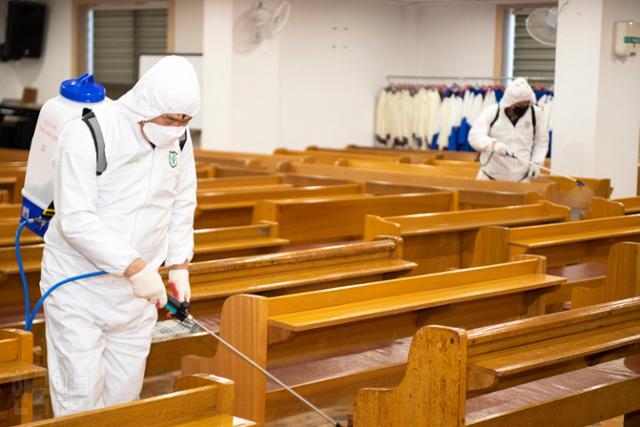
left=169, top=151, right=178, bottom=168
left=524, top=121, right=531, bottom=129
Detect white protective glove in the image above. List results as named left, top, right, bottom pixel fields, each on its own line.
left=129, top=264, right=168, bottom=308
left=168, top=269, right=191, bottom=302
left=492, top=141, right=512, bottom=157
left=527, top=163, right=541, bottom=180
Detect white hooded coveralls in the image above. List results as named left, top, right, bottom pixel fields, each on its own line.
left=469, top=78, right=549, bottom=182
left=41, top=56, right=200, bottom=416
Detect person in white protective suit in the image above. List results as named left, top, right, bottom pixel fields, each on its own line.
left=41, top=56, right=199, bottom=416
left=469, top=77, right=549, bottom=182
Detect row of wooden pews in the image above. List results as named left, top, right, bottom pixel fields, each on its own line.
left=1, top=145, right=639, bottom=426
left=183, top=256, right=566, bottom=425
left=353, top=297, right=640, bottom=427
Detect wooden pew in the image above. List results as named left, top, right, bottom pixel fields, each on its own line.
left=274, top=148, right=411, bottom=164
left=2, top=237, right=415, bottom=385
left=0, top=149, right=28, bottom=162
left=197, top=175, right=285, bottom=191
left=0, top=219, right=41, bottom=247
left=195, top=183, right=365, bottom=228
left=0, top=205, right=20, bottom=221
left=195, top=162, right=215, bottom=179
left=168, top=237, right=414, bottom=316
left=0, top=329, right=46, bottom=425
left=0, top=177, right=21, bottom=204
left=22, top=374, right=255, bottom=426
left=0, top=191, right=8, bottom=204
left=337, top=158, right=608, bottom=208
left=335, top=158, right=479, bottom=179
left=277, top=161, right=553, bottom=209
left=182, top=256, right=565, bottom=425
left=535, top=175, right=612, bottom=200
left=305, top=145, right=435, bottom=163
left=364, top=201, right=571, bottom=275
left=344, top=144, right=480, bottom=162
left=353, top=297, right=640, bottom=427
left=417, top=158, right=612, bottom=202
left=0, top=223, right=289, bottom=319
left=472, top=215, right=640, bottom=309
left=252, top=191, right=459, bottom=246
left=0, top=166, right=26, bottom=190
left=194, top=149, right=311, bottom=171
left=585, top=195, right=640, bottom=219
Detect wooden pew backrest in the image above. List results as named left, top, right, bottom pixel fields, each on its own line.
left=364, top=202, right=570, bottom=274
left=252, top=191, right=458, bottom=245
left=0, top=329, right=46, bottom=424
left=23, top=374, right=245, bottom=426
left=277, top=161, right=556, bottom=209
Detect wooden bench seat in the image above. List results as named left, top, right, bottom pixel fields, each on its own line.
left=352, top=297, right=640, bottom=426
left=197, top=175, right=285, bottom=191
left=465, top=355, right=640, bottom=426
left=182, top=256, right=564, bottom=425
left=472, top=216, right=640, bottom=309
left=177, top=238, right=414, bottom=315
left=274, top=148, right=411, bottom=165
left=277, top=161, right=552, bottom=209
left=199, top=183, right=295, bottom=197
left=0, top=329, right=46, bottom=425
left=336, top=158, right=480, bottom=179
left=195, top=183, right=365, bottom=228
left=364, top=201, right=570, bottom=274
left=22, top=374, right=255, bottom=427
left=252, top=191, right=458, bottom=246
left=195, top=149, right=311, bottom=171
left=344, top=144, right=480, bottom=162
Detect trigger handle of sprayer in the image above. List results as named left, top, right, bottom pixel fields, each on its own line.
left=166, top=294, right=190, bottom=322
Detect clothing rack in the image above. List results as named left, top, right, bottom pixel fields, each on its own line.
left=386, top=75, right=555, bottom=84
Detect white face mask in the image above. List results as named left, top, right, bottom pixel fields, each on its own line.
left=142, top=122, right=186, bottom=148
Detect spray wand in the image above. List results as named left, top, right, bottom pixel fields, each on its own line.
left=506, top=152, right=586, bottom=187
left=166, top=295, right=344, bottom=427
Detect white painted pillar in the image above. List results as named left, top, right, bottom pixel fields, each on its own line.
left=201, top=0, right=233, bottom=150
left=552, top=0, right=640, bottom=197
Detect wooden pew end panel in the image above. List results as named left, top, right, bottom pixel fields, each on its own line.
left=353, top=326, right=467, bottom=427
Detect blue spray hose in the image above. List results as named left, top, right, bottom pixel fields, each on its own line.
left=15, top=220, right=106, bottom=331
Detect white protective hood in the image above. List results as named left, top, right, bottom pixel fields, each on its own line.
left=117, top=55, right=200, bottom=121
left=501, top=77, right=536, bottom=108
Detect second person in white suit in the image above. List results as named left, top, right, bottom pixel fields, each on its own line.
left=469, top=77, right=549, bottom=182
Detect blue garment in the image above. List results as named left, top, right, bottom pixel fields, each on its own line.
left=457, top=117, right=473, bottom=151
left=430, top=133, right=440, bottom=150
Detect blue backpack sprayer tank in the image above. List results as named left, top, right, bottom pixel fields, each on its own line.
left=16, top=74, right=107, bottom=332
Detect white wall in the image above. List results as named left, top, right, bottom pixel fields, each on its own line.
left=173, top=0, right=203, bottom=54
left=276, top=0, right=409, bottom=151
left=0, top=0, right=72, bottom=102
left=228, top=0, right=280, bottom=153
left=553, top=0, right=640, bottom=197
left=201, top=0, right=410, bottom=152
left=593, top=0, right=640, bottom=196
left=417, top=4, right=496, bottom=78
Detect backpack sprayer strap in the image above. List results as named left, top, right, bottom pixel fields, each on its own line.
left=81, top=109, right=108, bottom=176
